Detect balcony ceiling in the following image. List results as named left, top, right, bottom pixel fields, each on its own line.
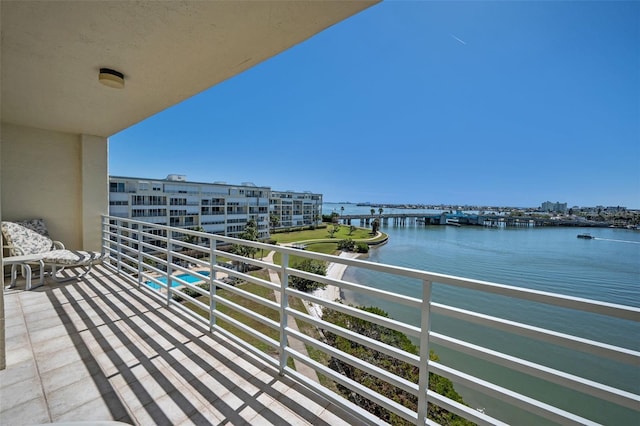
left=1, top=0, right=377, bottom=137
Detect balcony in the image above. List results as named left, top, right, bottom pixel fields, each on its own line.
left=1, top=265, right=364, bottom=425
left=2, top=217, right=639, bottom=425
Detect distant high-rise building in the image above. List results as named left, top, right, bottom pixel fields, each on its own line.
left=541, top=201, right=568, bottom=213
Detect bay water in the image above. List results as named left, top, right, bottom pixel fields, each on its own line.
left=324, top=203, right=640, bottom=425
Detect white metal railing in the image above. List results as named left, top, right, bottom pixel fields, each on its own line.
left=101, top=216, right=640, bottom=425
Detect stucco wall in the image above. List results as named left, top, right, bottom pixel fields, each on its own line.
left=0, top=123, right=107, bottom=251
left=0, top=124, right=4, bottom=370
left=81, top=134, right=108, bottom=251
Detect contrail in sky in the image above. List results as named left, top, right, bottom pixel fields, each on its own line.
left=450, top=34, right=467, bottom=45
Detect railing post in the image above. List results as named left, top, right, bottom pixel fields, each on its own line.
left=279, top=252, right=289, bottom=376
left=209, top=237, right=217, bottom=332
left=166, top=230, right=173, bottom=307
left=417, top=279, right=433, bottom=424
left=137, top=224, right=143, bottom=287
left=101, top=216, right=107, bottom=257
left=116, top=220, right=122, bottom=274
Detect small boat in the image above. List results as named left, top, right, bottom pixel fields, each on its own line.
left=577, top=233, right=594, bottom=239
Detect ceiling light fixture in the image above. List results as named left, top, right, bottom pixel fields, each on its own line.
left=98, top=68, right=125, bottom=89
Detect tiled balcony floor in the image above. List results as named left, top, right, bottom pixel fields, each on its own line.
left=1, top=265, right=366, bottom=425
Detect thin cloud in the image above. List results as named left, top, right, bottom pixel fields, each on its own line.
left=450, top=34, right=467, bottom=45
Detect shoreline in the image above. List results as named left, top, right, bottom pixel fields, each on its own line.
left=307, top=251, right=360, bottom=319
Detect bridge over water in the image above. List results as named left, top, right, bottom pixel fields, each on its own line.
left=338, top=213, right=551, bottom=228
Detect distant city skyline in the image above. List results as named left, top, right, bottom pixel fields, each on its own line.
left=324, top=200, right=632, bottom=210
left=109, top=1, right=640, bottom=208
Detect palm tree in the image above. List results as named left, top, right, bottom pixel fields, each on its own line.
left=184, top=226, right=205, bottom=245
left=371, top=219, right=380, bottom=235
left=233, top=219, right=259, bottom=271
left=269, top=213, right=280, bottom=232
left=183, top=226, right=205, bottom=260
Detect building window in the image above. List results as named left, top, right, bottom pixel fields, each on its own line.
left=110, top=182, right=125, bottom=193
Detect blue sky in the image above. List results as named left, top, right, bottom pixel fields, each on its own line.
left=109, top=1, right=639, bottom=208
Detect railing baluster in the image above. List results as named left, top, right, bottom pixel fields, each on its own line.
left=417, top=279, right=433, bottom=424
left=101, top=216, right=105, bottom=252
left=166, top=230, right=173, bottom=306
left=209, top=237, right=216, bottom=332
left=116, top=219, right=122, bottom=273
left=137, top=225, right=142, bottom=287
left=279, top=252, right=289, bottom=376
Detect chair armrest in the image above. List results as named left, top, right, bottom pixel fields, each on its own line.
left=3, top=245, right=26, bottom=256
left=53, top=240, right=65, bottom=249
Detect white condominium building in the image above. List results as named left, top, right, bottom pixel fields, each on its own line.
left=270, top=190, right=323, bottom=230
left=109, top=175, right=322, bottom=239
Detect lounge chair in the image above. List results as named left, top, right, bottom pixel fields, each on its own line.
left=2, top=219, right=107, bottom=289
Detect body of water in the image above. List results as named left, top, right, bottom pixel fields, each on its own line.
left=324, top=203, right=640, bottom=425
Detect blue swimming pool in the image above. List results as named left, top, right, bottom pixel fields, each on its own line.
left=145, top=271, right=210, bottom=290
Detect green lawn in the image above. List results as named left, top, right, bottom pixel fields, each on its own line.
left=271, top=225, right=374, bottom=244
left=303, top=242, right=341, bottom=254
left=271, top=240, right=341, bottom=266
left=270, top=225, right=385, bottom=267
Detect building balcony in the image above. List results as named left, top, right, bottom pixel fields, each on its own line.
left=134, top=216, right=168, bottom=225
left=2, top=217, right=638, bottom=425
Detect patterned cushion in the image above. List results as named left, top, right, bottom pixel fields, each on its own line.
left=15, top=218, right=50, bottom=237
left=1, top=221, right=54, bottom=256
left=41, top=250, right=108, bottom=266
